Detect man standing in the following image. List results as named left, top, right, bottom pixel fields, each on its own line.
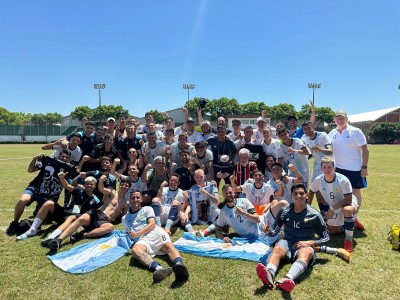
left=329, top=110, right=369, bottom=230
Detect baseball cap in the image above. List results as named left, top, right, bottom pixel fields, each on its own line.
left=335, top=110, right=347, bottom=117
left=287, top=116, right=297, bottom=121
left=187, top=118, right=195, bottom=123
left=201, top=120, right=211, bottom=126
left=257, top=117, right=266, bottom=123
left=107, top=117, right=116, bottom=123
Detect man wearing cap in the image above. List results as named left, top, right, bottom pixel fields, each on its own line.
left=200, top=120, right=215, bottom=141
left=328, top=110, right=369, bottom=231
left=185, top=118, right=203, bottom=144
left=106, top=117, right=116, bottom=137
left=253, top=116, right=268, bottom=145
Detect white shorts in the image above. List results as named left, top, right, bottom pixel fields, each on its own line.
left=260, top=210, right=280, bottom=244
left=160, top=205, right=180, bottom=226
left=136, top=226, right=172, bottom=257
left=327, top=195, right=359, bottom=227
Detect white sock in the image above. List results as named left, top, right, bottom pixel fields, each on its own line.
left=46, top=229, right=63, bottom=240
left=26, top=218, right=42, bottom=235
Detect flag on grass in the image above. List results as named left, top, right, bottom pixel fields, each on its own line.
left=174, top=232, right=271, bottom=263
left=48, top=230, right=132, bottom=274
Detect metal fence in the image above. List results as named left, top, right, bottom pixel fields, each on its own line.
left=0, top=125, right=78, bottom=136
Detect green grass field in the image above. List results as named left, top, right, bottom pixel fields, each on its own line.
left=0, top=144, right=399, bottom=300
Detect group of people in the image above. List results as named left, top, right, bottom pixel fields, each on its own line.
left=5, top=102, right=369, bottom=291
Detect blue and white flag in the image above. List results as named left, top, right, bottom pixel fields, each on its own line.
left=174, top=232, right=271, bottom=263
left=48, top=230, right=133, bottom=274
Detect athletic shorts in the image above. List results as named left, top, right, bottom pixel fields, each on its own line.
left=335, top=168, right=367, bottom=189
left=83, top=210, right=110, bottom=232
left=260, top=210, right=280, bottom=244
left=52, top=203, right=76, bottom=225
left=23, top=186, right=48, bottom=207
left=136, top=226, right=171, bottom=257
left=327, top=196, right=359, bottom=227
left=276, top=239, right=316, bottom=265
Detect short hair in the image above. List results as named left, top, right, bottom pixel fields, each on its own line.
left=84, top=176, right=97, bottom=184
left=253, top=169, right=263, bottom=176
left=222, top=184, right=233, bottom=193
left=171, top=173, right=181, bottom=181
left=145, top=112, right=154, bottom=117
left=120, top=176, right=132, bottom=186
left=60, top=149, right=71, bottom=157
left=69, top=132, right=82, bottom=140
left=216, top=125, right=227, bottom=131
left=178, top=132, right=188, bottom=138
left=195, top=141, right=207, bottom=149
left=165, top=117, right=174, bottom=122
left=321, top=156, right=335, bottom=167
left=147, top=132, right=156, bottom=137
left=232, top=119, right=241, bottom=125
left=165, top=128, right=174, bottom=135
left=265, top=154, right=276, bottom=161
left=302, top=121, right=314, bottom=128
left=154, top=156, right=163, bottom=163
left=291, top=183, right=306, bottom=194
left=277, top=128, right=289, bottom=135
left=85, top=121, right=95, bottom=127
left=271, top=162, right=283, bottom=169
left=100, top=156, right=112, bottom=162
left=103, top=134, right=113, bottom=140
left=180, top=149, right=191, bottom=156
left=239, top=148, right=250, bottom=156
left=244, top=126, right=253, bottom=131
left=96, top=126, right=105, bottom=132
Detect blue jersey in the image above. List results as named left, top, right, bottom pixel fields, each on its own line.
left=122, top=206, right=155, bottom=242
left=188, top=182, right=218, bottom=224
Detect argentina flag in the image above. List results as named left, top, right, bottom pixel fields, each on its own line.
left=48, top=230, right=133, bottom=274
left=174, top=232, right=271, bottom=263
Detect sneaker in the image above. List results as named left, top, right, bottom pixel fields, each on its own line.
left=344, top=240, right=353, bottom=253
left=336, top=248, right=351, bottom=262
left=41, top=238, right=52, bottom=248
left=153, top=267, right=173, bottom=283
left=6, top=221, right=19, bottom=236
left=70, top=232, right=84, bottom=244
left=48, top=238, right=62, bottom=251
left=276, top=277, right=295, bottom=292
left=354, top=219, right=365, bottom=231
left=256, top=263, right=274, bottom=288
left=172, top=263, right=189, bottom=281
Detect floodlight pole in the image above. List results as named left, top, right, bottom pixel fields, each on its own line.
left=308, top=82, right=321, bottom=104
left=94, top=83, right=106, bottom=107
left=183, top=83, right=195, bottom=108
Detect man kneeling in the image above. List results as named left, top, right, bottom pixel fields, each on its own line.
left=123, top=191, right=189, bottom=283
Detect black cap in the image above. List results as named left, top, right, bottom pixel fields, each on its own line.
left=287, top=115, right=297, bottom=121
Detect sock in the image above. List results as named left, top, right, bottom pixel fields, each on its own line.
left=173, top=257, right=183, bottom=265
left=318, top=245, right=337, bottom=255
left=286, top=260, right=307, bottom=281
left=266, top=263, right=277, bottom=278
left=205, top=224, right=215, bottom=234
left=151, top=202, right=162, bottom=226
left=184, top=223, right=194, bottom=232
left=26, top=217, right=42, bottom=235
left=46, top=229, right=63, bottom=240
left=149, top=261, right=162, bottom=272
left=165, top=205, right=179, bottom=229
left=344, top=217, right=354, bottom=241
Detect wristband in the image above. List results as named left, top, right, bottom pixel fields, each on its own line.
left=361, top=166, right=367, bottom=169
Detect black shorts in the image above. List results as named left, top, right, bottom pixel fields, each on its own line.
left=83, top=210, right=110, bottom=232
left=52, top=204, right=76, bottom=225
left=336, top=168, right=367, bottom=189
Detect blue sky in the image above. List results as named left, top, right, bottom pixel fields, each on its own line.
left=1, top=0, right=399, bottom=118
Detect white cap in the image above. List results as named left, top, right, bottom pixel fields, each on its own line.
left=201, top=120, right=211, bottom=126
left=257, top=117, right=266, bottom=123
left=107, top=117, right=116, bottom=123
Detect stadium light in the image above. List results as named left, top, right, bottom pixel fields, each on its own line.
left=308, top=83, right=321, bottom=104
left=183, top=83, right=195, bottom=108
left=94, top=83, right=106, bottom=107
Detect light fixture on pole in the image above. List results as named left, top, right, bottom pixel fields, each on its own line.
left=308, top=83, right=321, bottom=104
left=94, top=83, right=106, bottom=107
left=183, top=83, right=195, bottom=108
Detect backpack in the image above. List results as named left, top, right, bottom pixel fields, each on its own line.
left=16, top=219, right=33, bottom=235
left=389, top=224, right=400, bottom=250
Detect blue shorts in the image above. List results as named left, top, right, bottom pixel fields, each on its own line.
left=276, top=239, right=316, bottom=264
left=22, top=187, right=47, bottom=207
left=336, top=168, right=367, bottom=189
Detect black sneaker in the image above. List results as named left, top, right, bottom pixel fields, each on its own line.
left=48, top=238, right=62, bottom=251
left=41, top=238, right=52, bottom=248
left=153, top=267, right=173, bottom=283
left=70, top=232, right=84, bottom=244
left=6, top=221, right=19, bottom=236
left=172, top=263, right=189, bottom=281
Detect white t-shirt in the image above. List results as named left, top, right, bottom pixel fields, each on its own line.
left=241, top=181, right=276, bottom=206
left=262, top=139, right=283, bottom=162
left=328, top=125, right=367, bottom=171
left=50, top=144, right=82, bottom=164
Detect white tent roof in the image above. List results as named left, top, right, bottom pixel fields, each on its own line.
left=348, top=106, right=400, bottom=123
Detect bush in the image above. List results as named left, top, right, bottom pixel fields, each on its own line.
left=368, top=122, right=400, bottom=144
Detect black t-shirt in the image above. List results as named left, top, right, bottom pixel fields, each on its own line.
left=174, top=167, right=196, bottom=191
left=29, top=156, right=78, bottom=201
left=71, top=186, right=102, bottom=213
left=80, top=171, right=117, bottom=200
left=207, top=138, right=237, bottom=168
left=117, top=136, right=142, bottom=160
left=244, top=143, right=266, bottom=173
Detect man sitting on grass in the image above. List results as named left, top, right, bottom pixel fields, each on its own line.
left=123, top=191, right=189, bottom=283
left=45, top=174, right=129, bottom=251
left=256, top=183, right=330, bottom=292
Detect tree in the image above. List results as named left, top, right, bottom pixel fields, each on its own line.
left=240, top=101, right=268, bottom=115
left=267, top=103, right=297, bottom=124
left=148, top=110, right=167, bottom=124
left=71, top=106, right=93, bottom=121
left=368, top=122, right=400, bottom=144
left=92, top=105, right=129, bottom=123
left=203, top=97, right=241, bottom=121
left=297, top=104, right=335, bottom=129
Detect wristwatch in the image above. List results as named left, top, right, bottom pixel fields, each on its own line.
left=361, top=166, right=368, bottom=169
